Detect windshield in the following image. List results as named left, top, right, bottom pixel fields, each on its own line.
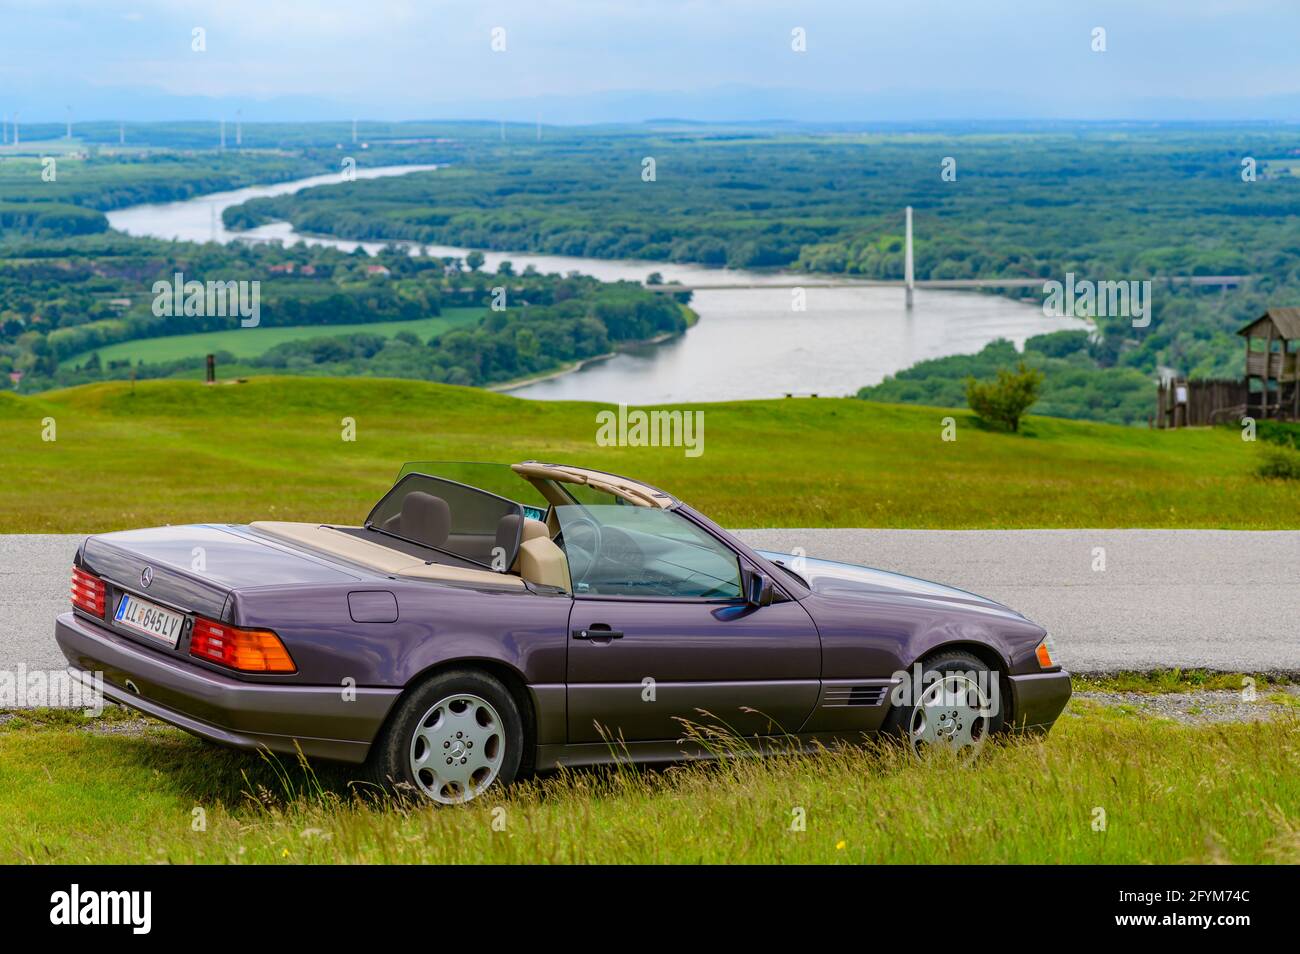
left=554, top=504, right=743, bottom=599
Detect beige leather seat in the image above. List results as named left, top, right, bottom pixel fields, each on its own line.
left=512, top=518, right=570, bottom=591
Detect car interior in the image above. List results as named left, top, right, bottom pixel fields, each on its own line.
left=250, top=461, right=741, bottom=598
left=248, top=462, right=677, bottom=594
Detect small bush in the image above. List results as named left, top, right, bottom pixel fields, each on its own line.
left=1256, top=445, right=1300, bottom=480
left=1257, top=420, right=1300, bottom=450
left=964, top=361, right=1044, bottom=433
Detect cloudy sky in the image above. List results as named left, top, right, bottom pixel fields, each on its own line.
left=2, top=0, right=1296, bottom=123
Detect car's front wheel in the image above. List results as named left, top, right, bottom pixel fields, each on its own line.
left=884, top=650, right=1004, bottom=758
left=366, top=668, right=524, bottom=804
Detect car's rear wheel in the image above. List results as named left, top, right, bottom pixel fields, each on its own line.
left=365, top=669, right=523, bottom=804
left=884, top=651, right=1003, bottom=758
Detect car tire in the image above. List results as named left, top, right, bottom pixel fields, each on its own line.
left=364, top=668, right=524, bottom=805
left=883, top=650, right=1005, bottom=757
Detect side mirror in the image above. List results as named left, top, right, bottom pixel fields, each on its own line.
left=744, top=569, right=774, bottom=607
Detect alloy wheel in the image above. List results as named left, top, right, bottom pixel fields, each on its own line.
left=408, top=693, right=506, bottom=803
left=908, top=672, right=992, bottom=756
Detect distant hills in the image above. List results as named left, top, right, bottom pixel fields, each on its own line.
left=13, top=84, right=1300, bottom=126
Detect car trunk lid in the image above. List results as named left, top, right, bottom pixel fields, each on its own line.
left=78, top=524, right=365, bottom=652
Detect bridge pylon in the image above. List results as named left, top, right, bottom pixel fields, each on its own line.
left=905, top=206, right=915, bottom=309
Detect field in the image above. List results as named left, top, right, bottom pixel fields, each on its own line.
left=1, top=697, right=1295, bottom=864
left=60, top=308, right=483, bottom=368
left=0, top=376, right=1294, bottom=532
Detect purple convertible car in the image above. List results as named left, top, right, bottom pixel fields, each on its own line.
left=56, top=461, right=1070, bottom=804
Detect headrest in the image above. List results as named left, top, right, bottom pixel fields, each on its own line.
left=520, top=518, right=550, bottom=543
left=400, top=491, right=450, bottom=548
left=494, top=513, right=523, bottom=568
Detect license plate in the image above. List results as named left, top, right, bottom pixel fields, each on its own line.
left=115, top=594, right=186, bottom=647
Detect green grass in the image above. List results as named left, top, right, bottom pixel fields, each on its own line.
left=0, top=703, right=1295, bottom=863
left=1073, top=670, right=1291, bottom=694
left=61, top=308, right=483, bottom=368
left=0, top=376, right=1296, bottom=532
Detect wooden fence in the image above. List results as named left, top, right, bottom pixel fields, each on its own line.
left=1155, top=379, right=1248, bottom=428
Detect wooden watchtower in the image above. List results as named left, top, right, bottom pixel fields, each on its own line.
left=1238, top=309, right=1300, bottom=421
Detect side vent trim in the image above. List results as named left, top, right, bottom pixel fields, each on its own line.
left=821, top=681, right=894, bottom=708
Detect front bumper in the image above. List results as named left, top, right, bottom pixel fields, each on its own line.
left=1007, top=670, right=1072, bottom=733
left=55, top=612, right=400, bottom=764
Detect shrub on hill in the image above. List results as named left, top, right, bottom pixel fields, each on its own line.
left=964, top=361, right=1044, bottom=433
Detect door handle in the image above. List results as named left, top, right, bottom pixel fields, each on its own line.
left=572, top=625, right=624, bottom=641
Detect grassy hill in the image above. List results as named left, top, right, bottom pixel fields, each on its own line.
left=0, top=376, right=1293, bottom=532
left=60, top=308, right=484, bottom=368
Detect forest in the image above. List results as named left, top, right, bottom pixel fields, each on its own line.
left=217, top=124, right=1300, bottom=406
left=0, top=231, right=689, bottom=391
left=5, top=122, right=1300, bottom=418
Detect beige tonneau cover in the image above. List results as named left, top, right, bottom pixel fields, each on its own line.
left=248, top=521, right=527, bottom=589
left=510, top=461, right=676, bottom=509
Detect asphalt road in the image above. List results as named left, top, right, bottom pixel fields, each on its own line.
left=3, top=531, right=1297, bottom=692
left=741, top=529, right=1300, bottom=673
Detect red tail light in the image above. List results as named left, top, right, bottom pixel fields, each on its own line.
left=190, top=617, right=296, bottom=673
left=71, top=567, right=105, bottom=616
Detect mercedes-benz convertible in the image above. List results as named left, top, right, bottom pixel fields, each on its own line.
left=56, top=461, right=1071, bottom=804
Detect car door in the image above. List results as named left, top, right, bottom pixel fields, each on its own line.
left=560, top=504, right=821, bottom=744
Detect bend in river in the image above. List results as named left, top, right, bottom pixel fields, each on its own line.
left=108, top=165, right=1087, bottom=404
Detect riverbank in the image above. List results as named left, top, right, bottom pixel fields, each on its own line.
left=491, top=306, right=697, bottom=393
left=104, top=165, right=1086, bottom=404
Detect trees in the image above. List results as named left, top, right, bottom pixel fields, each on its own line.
left=234, top=281, right=687, bottom=389
left=964, top=362, right=1045, bottom=433
left=205, top=128, right=1290, bottom=403
left=859, top=337, right=1153, bottom=426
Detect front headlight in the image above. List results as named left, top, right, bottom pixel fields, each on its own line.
left=1035, top=634, right=1058, bottom=669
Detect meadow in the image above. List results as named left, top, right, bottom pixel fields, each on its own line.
left=0, top=376, right=1293, bottom=532
left=1, top=698, right=1295, bottom=864
left=61, top=308, right=483, bottom=367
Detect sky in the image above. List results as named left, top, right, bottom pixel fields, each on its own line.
left=3, top=0, right=1299, bottom=124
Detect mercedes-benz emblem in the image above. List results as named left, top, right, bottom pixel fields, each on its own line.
left=140, top=566, right=153, bottom=588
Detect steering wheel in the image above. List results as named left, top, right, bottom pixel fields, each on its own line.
left=555, top=515, right=603, bottom=586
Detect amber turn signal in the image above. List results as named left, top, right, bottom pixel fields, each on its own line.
left=1035, top=635, right=1058, bottom=669
left=190, top=617, right=296, bottom=673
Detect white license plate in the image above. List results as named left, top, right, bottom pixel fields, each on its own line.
left=115, top=594, right=186, bottom=647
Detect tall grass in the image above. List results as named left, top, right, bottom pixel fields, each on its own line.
left=1, top=702, right=1296, bottom=864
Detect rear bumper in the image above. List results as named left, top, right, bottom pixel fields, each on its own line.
left=55, top=612, right=399, bottom=764
left=1007, top=670, right=1072, bottom=734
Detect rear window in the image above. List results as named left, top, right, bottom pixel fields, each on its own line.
left=365, top=474, right=525, bottom=570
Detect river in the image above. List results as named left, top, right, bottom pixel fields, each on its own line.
left=108, top=165, right=1086, bottom=403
